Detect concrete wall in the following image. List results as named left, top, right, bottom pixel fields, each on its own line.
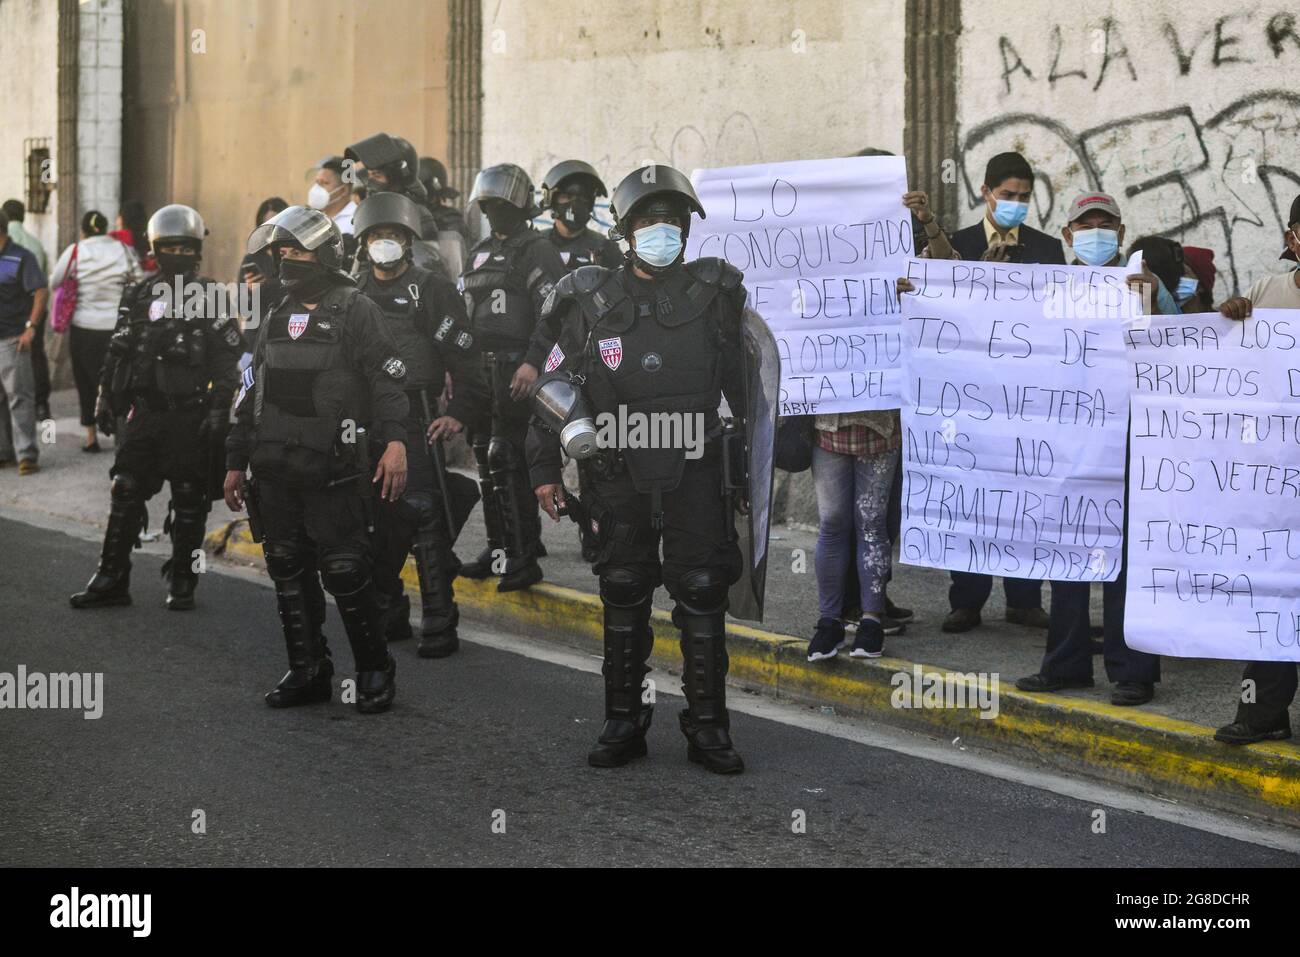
left=123, top=0, right=454, bottom=282
left=0, top=0, right=61, bottom=259
left=957, top=3, right=1300, bottom=296
left=480, top=0, right=907, bottom=201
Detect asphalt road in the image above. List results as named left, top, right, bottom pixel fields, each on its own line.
left=1, top=515, right=1294, bottom=867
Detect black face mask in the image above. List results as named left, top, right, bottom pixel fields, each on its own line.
left=279, top=258, right=334, bottom=300
left=157, top=252, right=200, bottom=277
left=555, top=197, right=593, bottom=230
left=485, top=204, right=526, bottom=235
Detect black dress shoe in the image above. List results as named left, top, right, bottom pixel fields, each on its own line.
left=941, top=608, right=982, bottom=633
left=1015, top=673, right=1094, bottom=692
left=680, top=712, right=744, bottom=774
left=1214, top=719, right=1293, bottom=745
left=355, top=654, right=397, bottom=714
left=417, top=628, right=459, bottom=659
left=165, top=574, right=197, bottom=611
left=1111, top=681, right=1154, bottom=706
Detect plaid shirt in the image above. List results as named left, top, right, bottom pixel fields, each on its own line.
left=815, top=411, right=901, bottom=457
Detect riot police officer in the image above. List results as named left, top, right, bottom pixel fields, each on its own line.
left=458, top=163, right=567, bottom=591
left=222, top=206, right=410, bottom=714
left=539, top=160, right=623, bottom=272
left=526, top=166, right=757, bottom=774
left=353, top=191, right=489, bottom=658
left=529, top=160, right=625, bottom=563
left=71, top=204, right=245, bottom=611
left=344, top=133, right=450, bottom=281
left=418, top=156, right=469, bottom=278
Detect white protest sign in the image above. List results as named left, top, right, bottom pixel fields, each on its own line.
left=1125, top=309, right=1300, bottom=662
left=685, top=156, right=912, bottom=414
left=898, top=259, right=1136, bottom=581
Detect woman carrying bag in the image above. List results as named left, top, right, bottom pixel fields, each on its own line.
left=49, top=210, right=144, bottom=451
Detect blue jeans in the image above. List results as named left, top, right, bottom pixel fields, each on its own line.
left=813, top=445, right=898, bottom=620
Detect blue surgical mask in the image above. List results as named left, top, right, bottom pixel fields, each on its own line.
left=632, top=222, right=683, bottom=268
left=1154, top=278, right=1180, bottom=316
left=1070, top=227, right=1120, bottom=266
left=992, top=199, right=1030, bottom=229
left=1175, top=275, right=1199, bottom=304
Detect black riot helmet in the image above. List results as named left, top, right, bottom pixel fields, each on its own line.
left=608, top=165, right=705, bottom=242
left=353, top=191, right=424, bottom=243
left=246, top=205, right=349, bottom=273
left=146, top=203, right=206, bottom=255
left=344, top=132, right=417, bottom=191
left=467, top=163, right=539, bottom=216
left=419, top=156, right=460, bottom=200
left=540, top=160, right=608, bottom=211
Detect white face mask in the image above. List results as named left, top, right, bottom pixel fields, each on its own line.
left=368, top=238, right=405, bottom=266
left=307, top=183, right=338, bottom=211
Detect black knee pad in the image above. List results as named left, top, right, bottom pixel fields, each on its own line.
left=170, top=480, right=207, bottom=510
left=487, top=435, right=518, bottom=474
left=601, top=566, right=653, bottom=608
left=110, top=473, right=142, bottom=504
left=675, top=567, right=729, bottom=614
left=264, top=540, right=307, bottom=582
left=319, top=550, right=370, bottom=597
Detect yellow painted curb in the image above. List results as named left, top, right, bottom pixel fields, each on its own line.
left=208, top=520, right=1300, bottom=824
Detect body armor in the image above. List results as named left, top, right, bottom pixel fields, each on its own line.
left=249, top=285, right=371, bottom=485
left=548, top=226, right=620, bottom=272
left=107, top=276, right=235, bottom=409
left=461, top=231, right=550, bottom=348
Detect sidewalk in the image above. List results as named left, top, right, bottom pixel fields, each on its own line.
left=6, top=390, right=1298, bottom=824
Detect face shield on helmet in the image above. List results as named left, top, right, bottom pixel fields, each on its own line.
left=246, top=205, right=349, bottom=296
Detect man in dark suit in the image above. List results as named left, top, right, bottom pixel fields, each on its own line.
left=942, top=151, right=1063, bottom=634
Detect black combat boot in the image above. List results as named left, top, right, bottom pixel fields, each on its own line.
left=335, top=580, right=397, bottom=714
left=70, top=476, right=144, bottom=609
left=412, top=531, right=459, bottom=658
left=459, top=436, right=506, bottom=579
left=589, top=572, right=655, bottom=767
left=161, top=481, right=208, bottom=611
left=265, top=572, right=334, bottom=708
left=496, top=466, right=542, bottom=593
left=674, top=580, right=744, bottom=774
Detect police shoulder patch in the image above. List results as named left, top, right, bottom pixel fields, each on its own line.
left=544, top=342, right=565, bottom=372
left=383, top=357, right=407, bottom=380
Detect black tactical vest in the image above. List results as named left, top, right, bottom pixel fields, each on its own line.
left=548, top=227, right=614, bottom=272
left=250, top=285, right=368, bottom=485
left=357, top=268, right=442, bottom=389
left=108, top=275, right=225, bottom=406
left=460, top=231, right=544, bottom=347
left=555, top=259, right=742, bottom=494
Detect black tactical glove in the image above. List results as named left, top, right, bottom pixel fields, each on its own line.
left=94, top=391, right=117, bottom=437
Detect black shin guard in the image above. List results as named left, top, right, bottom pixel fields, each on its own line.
left=460, top=435, right=505, bottom=579
left=412, top=526, right=459, bottom=658
left=589, top=569, right=655, bottom=768
left=673, top=569, right=744, bottom=774
left=265, top=570, right=334, bottom=708
left=162, top=481, right=208, bottom=610
left=71, top=475, right=145, bottom=608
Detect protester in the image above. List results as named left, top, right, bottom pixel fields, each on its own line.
left=49, top=210, right=145, bottom=451
left=1, top=199, right=51, bottom=422
left=0, top=210, right=49, bottom=474
left=1014, top=193, right=1162, bottom=705
left=804, top=410, right=902, bottom=661
left=939, top=151, right=1062, bottom=633
left=1179, top=246, right=1216, bottom=313
left=1213, top=193, right=1300, bottom=744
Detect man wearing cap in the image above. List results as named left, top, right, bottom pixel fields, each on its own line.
left=1015, top=191, right=1162, bottom=707
left=941, top=151, right=1064, bottom=634
left=1214, top=193, right=1300, bottom=745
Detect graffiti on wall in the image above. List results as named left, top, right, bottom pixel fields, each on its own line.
left=959, top=92, right=1300, bottom=296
